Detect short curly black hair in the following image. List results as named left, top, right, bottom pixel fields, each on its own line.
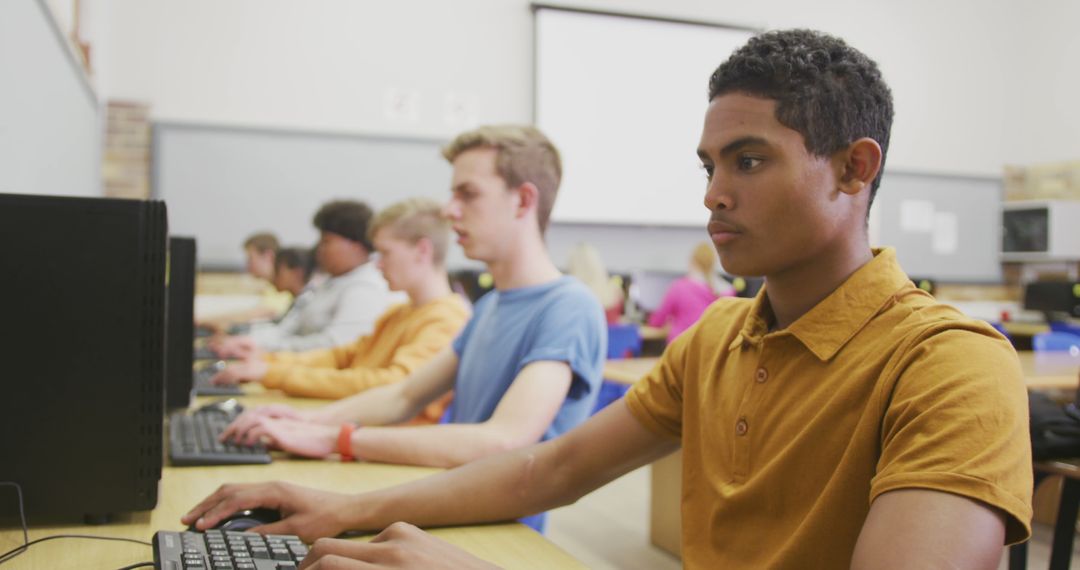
left=708, top=29, right=894, bottom=208
left=312, top=200, right=374, bottom=252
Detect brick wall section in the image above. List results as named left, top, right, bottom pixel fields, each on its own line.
left=103, top=101, right=151, bottom=199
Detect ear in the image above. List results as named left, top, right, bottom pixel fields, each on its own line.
left=836, top=137, right=883, bottom=197
left=513, top=182, right=540, bottom=222
left=413, top=237, right=434, bottom=264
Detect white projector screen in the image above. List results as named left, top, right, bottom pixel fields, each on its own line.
left=535, top=8, right=755, bottom=226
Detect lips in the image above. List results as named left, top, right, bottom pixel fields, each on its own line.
left=707, top=219, right=741, bottom=245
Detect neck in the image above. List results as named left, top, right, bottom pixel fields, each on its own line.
left=764, top=241, right=874, bottom=330
left=406, top=268, right=453, bottom=306
left=487, top=231, right=562, bottom=290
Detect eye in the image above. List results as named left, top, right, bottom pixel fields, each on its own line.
left=737, top=156, right=763, bottom=171
left=700, top=163, right=714, bottom=180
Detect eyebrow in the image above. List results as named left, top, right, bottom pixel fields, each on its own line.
left=697, top=136, right=771, bottom=162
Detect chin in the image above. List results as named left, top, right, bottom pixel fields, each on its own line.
left=716, top=252, right=768, bottom=279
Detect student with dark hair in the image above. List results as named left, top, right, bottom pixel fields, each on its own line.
left=185, top=30, right=1030, bottom=568
left=212, top=200, right=404, bottom=357
left=269, top=246, right=316, bottom=297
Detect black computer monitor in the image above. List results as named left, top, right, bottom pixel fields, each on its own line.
left=166, top=236, right=197, bottom=410
left=0, top=193, right=166, bottom=523
left=909, top=277, right=937, bottom=296
left=449, top=269, right=493, bottom=303
left=1024, top=281, right=1080, bottom=319
left=725, top=275, right=764, bottom=299
left=630, top=270, right=681, bottom=313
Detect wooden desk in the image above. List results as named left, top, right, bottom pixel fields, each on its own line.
left=603, top=357, right=660, bottom=385
left=0, top=398, right=583, bottom=569
left=1018, top=351, right=1080, bottom=391
left=638, top=325, right=667, bottom=342
left=1002, top=321, right=1051, bottom=338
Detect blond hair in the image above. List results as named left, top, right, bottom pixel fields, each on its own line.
left=368, top=198, right=451, bottom=266
left=441, top=125, right=562, bottom=234
left=690, top=242, right=726, bottom=294
left=243, top=232, right=279, bottom=254
left=691, top=242, right=717, bottom=274
left=566, top=242, right=622, bottom=308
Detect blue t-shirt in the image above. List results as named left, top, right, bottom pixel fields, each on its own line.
left=450, top=275, right=606, bottom=441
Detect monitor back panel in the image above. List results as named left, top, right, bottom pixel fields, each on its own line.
left=0, top=193, right=166, bottom=522
left=167, top=236, right=197, bottom=410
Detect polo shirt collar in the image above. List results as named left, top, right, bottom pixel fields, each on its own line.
left=728, top=248, right=913, bottom=361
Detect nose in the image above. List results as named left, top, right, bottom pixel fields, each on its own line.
left=703, top=177, right=734, bottom=211
left=441, top=198, right=460, bottom=220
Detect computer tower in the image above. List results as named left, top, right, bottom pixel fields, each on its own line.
left=166, top=236, right=197, bottom=410
left=0, top=193, right=166, bottom=523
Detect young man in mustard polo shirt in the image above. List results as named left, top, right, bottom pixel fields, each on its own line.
left=184, top=29, right=1031, bottom=568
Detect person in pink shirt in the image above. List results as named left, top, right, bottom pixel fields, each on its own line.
left=648, top=241, right=734, bottom=342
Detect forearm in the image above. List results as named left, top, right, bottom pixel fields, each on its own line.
left=344, top=438, right=580, bottom=531
left=267, top=365, right=408, bottom=400
left=350, top=423, right=527, bottom=468
left=265, top=331, right=339, bottom=352
left=308, top=383, right=421, bottom=426
left=264, top=348, right=337, bottom=368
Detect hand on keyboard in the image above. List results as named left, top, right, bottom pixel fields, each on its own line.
left=227, top=417, right=338, bottom=459
left=221, top=404, right=307, bottom=443
left=182, top=481, right=354, bottom=543
left=212, top=358, right=270, bottom=385
left=301, top=522, right=500, bottom=570
left=210, top=335, right=259, bottom=359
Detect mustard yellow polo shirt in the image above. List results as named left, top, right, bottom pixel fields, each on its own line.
left=625, top=248, right=1032, bottom=569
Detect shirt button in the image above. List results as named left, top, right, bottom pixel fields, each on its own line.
left=755, top=367, right=768, bottom=383
left=735, top=418, right=749, bottom=436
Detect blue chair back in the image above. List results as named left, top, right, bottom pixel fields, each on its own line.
left=592, top=324, right=642, bottom=415
left=1033, top=331, right=1080, bottom=352
left=1049, top=321, right=1080, bottom=337
left=607, top=324, right=642, bottom=359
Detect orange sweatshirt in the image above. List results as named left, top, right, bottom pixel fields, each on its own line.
left=262, top=294, right=469, bottom=422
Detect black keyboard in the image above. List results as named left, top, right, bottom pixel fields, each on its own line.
left=154, top=529, right=307, bottom=570
left=169, top=409, right=271, bottom=466
left=193, top=365, right=243, bottom=397
left=194, top=346, right=220, bottom=361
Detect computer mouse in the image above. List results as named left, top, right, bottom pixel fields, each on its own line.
left=189, top=508, right=282, bottom=532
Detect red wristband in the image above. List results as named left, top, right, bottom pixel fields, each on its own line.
left=338, top=423, right=357, bottom=462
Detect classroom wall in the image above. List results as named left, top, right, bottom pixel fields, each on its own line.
left=86, top=0, right=1078, bottom=276
left=91, top=0, right=1043, bottom=178
left=0, top=0, right=100, bottom=198
left=1001, top=0, right=1080, bottom=165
